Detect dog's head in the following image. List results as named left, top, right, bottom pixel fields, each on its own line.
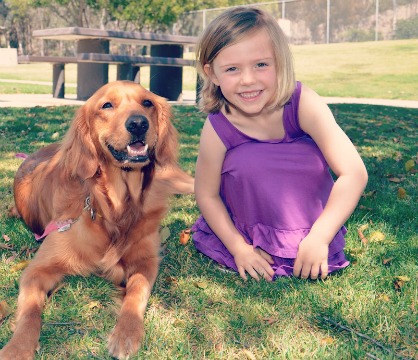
left=61, top=81, right=179, bottom=179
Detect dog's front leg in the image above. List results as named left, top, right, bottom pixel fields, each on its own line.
left=107, top=233, right=160, bottom=360
left=0, top=261, right=65, bottom=360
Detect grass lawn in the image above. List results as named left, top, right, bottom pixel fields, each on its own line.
left=0, top=103, right=416, bottom=359
left=0, top=39, right=417, bottom=100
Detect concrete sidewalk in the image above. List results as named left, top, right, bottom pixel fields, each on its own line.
left=0, top=91, right=417, bottom=109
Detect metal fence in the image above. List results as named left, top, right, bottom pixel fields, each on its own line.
left=178, top=0, right=418, bottom=44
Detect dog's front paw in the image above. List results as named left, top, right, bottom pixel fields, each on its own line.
left=107, top=317, right=144, bottom=359
left=0, top=341, right=37, bottom=360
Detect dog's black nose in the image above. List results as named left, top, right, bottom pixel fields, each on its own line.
left=125, top=116, right=149, bottom=136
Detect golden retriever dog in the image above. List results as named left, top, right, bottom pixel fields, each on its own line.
left=0, top=81, right=194, bottom=360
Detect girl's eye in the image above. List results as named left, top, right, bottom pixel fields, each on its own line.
left=226, top=67, right=237, bottom=72
left=101, top=102, right=113, bottom=109
left=256, top=62, right=268, bottom=68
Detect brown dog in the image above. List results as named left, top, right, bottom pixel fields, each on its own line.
left=0, top=81, right=194, bottom=359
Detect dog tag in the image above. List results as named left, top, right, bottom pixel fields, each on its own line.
left=58, top=223, right=72, bottom=232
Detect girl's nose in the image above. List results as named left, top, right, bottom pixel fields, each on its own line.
left=240, top=69, right=256, bottom=85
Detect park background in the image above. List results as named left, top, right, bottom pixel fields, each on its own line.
left=0, top=0, right=417, bottom=359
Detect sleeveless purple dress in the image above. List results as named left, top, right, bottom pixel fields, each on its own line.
left=192, top=82, right=349, bottom=278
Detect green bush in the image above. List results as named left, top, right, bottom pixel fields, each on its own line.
left=395, top=16, right=418, bottom=39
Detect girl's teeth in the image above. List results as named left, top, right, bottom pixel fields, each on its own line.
left=240, top=91, right=260, bottom=99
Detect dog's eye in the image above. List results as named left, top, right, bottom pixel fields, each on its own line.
left=142, top=99, right=153, bottom=108
left=101, top=102, right=113, bottom=109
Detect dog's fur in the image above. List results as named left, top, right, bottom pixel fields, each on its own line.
left=0, top=81, right=194, bottom=360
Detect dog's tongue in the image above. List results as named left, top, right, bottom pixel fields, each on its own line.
left=127, top=142, right=148, bottom=157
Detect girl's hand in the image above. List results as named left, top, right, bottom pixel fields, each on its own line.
left=232, top=244, right=275, bottom=282
left=293, top=234, right=329, bottom=280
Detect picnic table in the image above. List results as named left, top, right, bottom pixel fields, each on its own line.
left=21, top=27, right=197, bottom=101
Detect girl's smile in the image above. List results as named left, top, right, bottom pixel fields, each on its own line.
left=205, top=29, right=277, bottom=117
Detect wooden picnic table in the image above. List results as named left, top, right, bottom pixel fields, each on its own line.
left=30, top=27, right=198, bottom=101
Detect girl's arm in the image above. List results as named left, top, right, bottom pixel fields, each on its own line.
left=195, top=119, right=274, bottom=281
left=294, top=85, right=368, bottom=280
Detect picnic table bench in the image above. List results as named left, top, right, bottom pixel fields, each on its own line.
left=20, top=27, right=197, bottom=101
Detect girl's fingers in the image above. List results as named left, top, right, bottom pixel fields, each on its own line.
left=320, top=262, right=329, bottom=279
left=238, top=266, right=248, bottom=281
left=293, top=258, right=302, bottom=277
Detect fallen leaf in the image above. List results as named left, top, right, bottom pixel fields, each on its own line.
left=242, top=349, right=257, bottom=360
left=262, top=317, right=278, bottom=325
left=88, top=301, right=101, bottom=309
left=10, top=260, right=30, bottom=272
left=362, top=190, right=376, bottom=198
left=0, top=301, right=12, bottom=320
left=320, top=336, right=334, bottom=345
left=379, top=294, right=390, bottom=302
left=358, top=224, right=369, bottom=232
left=194, top=281, right=208, bottom=289
left=395, top=275, right=410, bottom=282
left=0, top=243, right=13, bottom=250
left=369, top=231, right=385, bottom=242
left=394, top=276, right=410, bottom=291
left=179, top=229, right=191, bottom=245
left=388, top=177, right=401, bottom=183
left=357, top=228, right=368, bottom=245
left=159, top=227, right=171, bottom=243
left=2, top=234, right=10, bottom=242
left=405, top=159, right=415, bottom=172
left=382, top=257, right=393, bottom=265
left=397, top=187, right=407, bottom=199
left=358, top=205, right=373, bottom=211
left=165, top=276, right=178, bottom=285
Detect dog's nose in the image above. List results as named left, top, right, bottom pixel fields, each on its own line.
left=125, top=116, right=149, bottom=136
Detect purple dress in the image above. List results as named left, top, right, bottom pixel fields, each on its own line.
left=192, top=82, right=349, bottom=278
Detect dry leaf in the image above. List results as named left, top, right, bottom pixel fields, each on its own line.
left=380, top=294, right=390, bottom=302
left=262, top=317, right=278, bottom=325
left=394, top=276, right=410, bottom=291
left=88, top=301, right=101, bottom=309
left=359, top=205, right=373, bottom=211
left=358, top=224, right=369, bottom=232
left=362, top=190, right=376, bottom=198
left=405, top=159, right=415, bottom=172
left=2, top=234, right=10, bottom=242
left=179, top=229, right=191, bottom=245
left=388, top=177, right=401, bottom=183
left=357, top=228, right=368, bottom=245
left=369, top=231, right=385, bottom=242
left=0, top=243, right=13, bottom=250
left=242, top=349, right=257, bottom=360
left=10, top=260, right=30, bottom=272
left=194, top=281, right=208, bottom=289
left=159, top=227, right=171, bottom=243
left=165, top=276, right=178, bottom=285
left=397, top=187, right=407, bottom=199
left=320, top=337, right=334, bottom=345
left=382, top=257, right=393, bottom=265
left=0, top=301, right=12, bottom=320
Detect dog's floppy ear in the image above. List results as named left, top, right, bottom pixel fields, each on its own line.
left=154, top=99, right=179, bottom=166
left=59, top=105, right=99, bottom=180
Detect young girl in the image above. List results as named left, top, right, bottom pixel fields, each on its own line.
left=191, top=7, right=368, bottom=282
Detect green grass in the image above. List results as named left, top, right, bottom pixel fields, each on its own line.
left=0, top=39, right=417, bottom=100
left=292, top=39, right=418, bottom=100
left=0, top=104, right=417, bottom=359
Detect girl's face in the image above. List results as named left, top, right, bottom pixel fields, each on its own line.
left=205, top=29, right=278, bottom=117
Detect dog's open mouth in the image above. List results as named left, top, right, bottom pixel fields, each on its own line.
left=107, top=139, right=149, bottom=163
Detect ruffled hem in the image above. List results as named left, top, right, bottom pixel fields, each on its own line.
left=191, top=216, right=349, bottom=279
left=191, top=215, right=347, bottom=259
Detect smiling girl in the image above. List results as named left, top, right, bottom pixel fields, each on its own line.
left=192, top=7, right=368, bottom=281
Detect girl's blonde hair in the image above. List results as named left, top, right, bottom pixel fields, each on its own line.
left=196, top=6, right=295, bottom=114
